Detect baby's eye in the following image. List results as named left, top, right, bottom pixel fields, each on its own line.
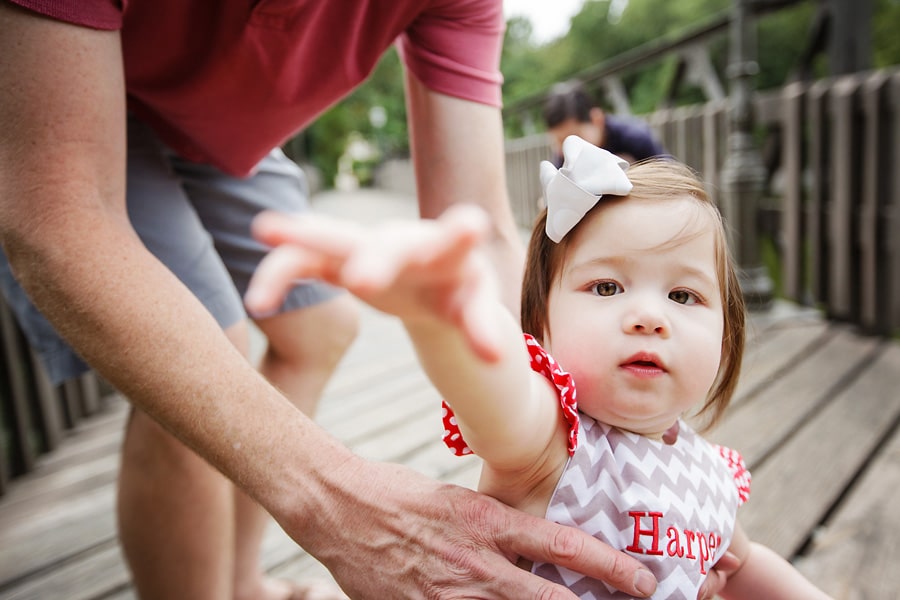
left=669, top=289, right=700, bottom=305
left=591, top=281, right=622, bottom=297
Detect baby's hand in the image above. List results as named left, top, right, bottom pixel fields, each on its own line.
left=245, top=205, right=503, bottom=361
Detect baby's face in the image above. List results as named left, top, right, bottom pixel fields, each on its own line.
left=542, top=195, right=724, bottom=440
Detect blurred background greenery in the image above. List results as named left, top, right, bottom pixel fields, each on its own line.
left=285, top=0, right=900, bottom=189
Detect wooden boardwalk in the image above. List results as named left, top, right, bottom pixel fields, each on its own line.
left=1, top=191, right=899, bottom=599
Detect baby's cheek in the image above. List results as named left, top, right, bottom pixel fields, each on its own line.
left=692, top=333, right=724, bottom=390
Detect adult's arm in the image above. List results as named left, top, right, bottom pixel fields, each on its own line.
left=404, top=73, right=526, bottom=316
left=0, top=4, right=655, bottom=598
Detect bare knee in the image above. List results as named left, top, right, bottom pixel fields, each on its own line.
left=256, top=293, right=359, bottom=371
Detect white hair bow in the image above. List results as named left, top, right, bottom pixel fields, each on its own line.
left=540, top=135, right=633, bottom=243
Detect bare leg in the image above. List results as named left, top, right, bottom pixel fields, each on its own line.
left=117, top=322, right=252, bottom=599
left=232, top=295, right=359, bottom=600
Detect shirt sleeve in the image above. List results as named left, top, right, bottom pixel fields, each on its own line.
left=396, top=0, right=504, bottom=107
left=9, top=0, right=123, bottom=30
left=442, top=334, right=581, bottom=457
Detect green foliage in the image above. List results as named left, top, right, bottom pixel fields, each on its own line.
left=873, top=0, right=900, bottom=68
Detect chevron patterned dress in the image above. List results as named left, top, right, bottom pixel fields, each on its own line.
left=442, top=335, right=751, bottom=600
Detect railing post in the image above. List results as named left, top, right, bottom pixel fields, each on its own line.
left=720, top=0, right=773, bottom=309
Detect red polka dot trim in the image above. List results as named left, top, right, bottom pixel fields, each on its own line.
left=715, top=444, right=752, bottom=505
left=442, top=334, right=580, bottom=457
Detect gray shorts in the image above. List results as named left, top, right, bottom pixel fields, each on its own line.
left=0, top=115, right=339, bottom=385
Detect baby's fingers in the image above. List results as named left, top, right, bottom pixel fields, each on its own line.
left=244, top=245, right=337, bottom=317
left=342, top=206, right=489, bottom=292
left=424, top=204, right=492, bottom=276
left=251, top=211, right=364, bottom=257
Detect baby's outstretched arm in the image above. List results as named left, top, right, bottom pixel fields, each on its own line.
left=720, top=523, right=833, bottom=600
left=246, top=206, right=564, bottom=472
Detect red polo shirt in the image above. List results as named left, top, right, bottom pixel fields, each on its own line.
left=12, top=0, right=504, bottom=176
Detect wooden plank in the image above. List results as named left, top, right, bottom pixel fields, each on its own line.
left=826, top=74, right=861, bottom=322
left=0, top=399, right=126, bottom=591
left=0, top=540, right=129, bottom=600
left=0, top=405, right=126, bottom=588
left=76, top=373, right=101, bottom=418
left=0, top=483, right=118, bottom=589
left=754, top=89, right=783, bottom=126
left=0, top=448, right=119, bottom=533
left=28, top=349, right=63, bottom=453
left=706, top=325, right=879, bottom=472
left=59, top=379, right=84, bottom=428
left=857, top=70, right=891, bottom=333
left=794, top=403, right=900, bottom=598
left=0, top=399, right=127, bottom=519
left=0, top=297, right=36, bottom=476
left=806, top=79, right=830, bottom=306
left=729, top=317, right=831, bottom=409
left=324, top=385, right=434, bottom=449
left=890, top=72, right=900, bottom=334
left=737, top=340, right=900, bottom=559
left=345, top=398, right=439, bottom=464
left=780, top=81, right=807, bottom=302
left=687, top=107, right=706, bottom=171
left=700, top=100, right=725, bottom=193
left=316, top=360, right=422, bottom=426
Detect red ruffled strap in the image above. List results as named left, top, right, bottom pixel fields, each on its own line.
left=714, top=444, right=752, bottom=505
left=441, top=333, right=580, bottom=457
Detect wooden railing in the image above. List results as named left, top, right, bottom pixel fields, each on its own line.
left=0, top=296, right=107, bottom=495
left=504, top=67, right=900, bottom=336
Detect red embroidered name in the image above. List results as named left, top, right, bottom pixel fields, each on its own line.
left=625, top=511, right=722, bottom=575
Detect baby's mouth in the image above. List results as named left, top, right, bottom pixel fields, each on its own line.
left=620, top=352, right=667, bottom=376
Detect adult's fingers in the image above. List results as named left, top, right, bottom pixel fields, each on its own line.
left=497, top=506, right=658, bottom=598
left=444, top=545, right=588, bottom=600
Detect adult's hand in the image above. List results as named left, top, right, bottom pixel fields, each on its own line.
left=280, top=456, right=658, bottom=599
